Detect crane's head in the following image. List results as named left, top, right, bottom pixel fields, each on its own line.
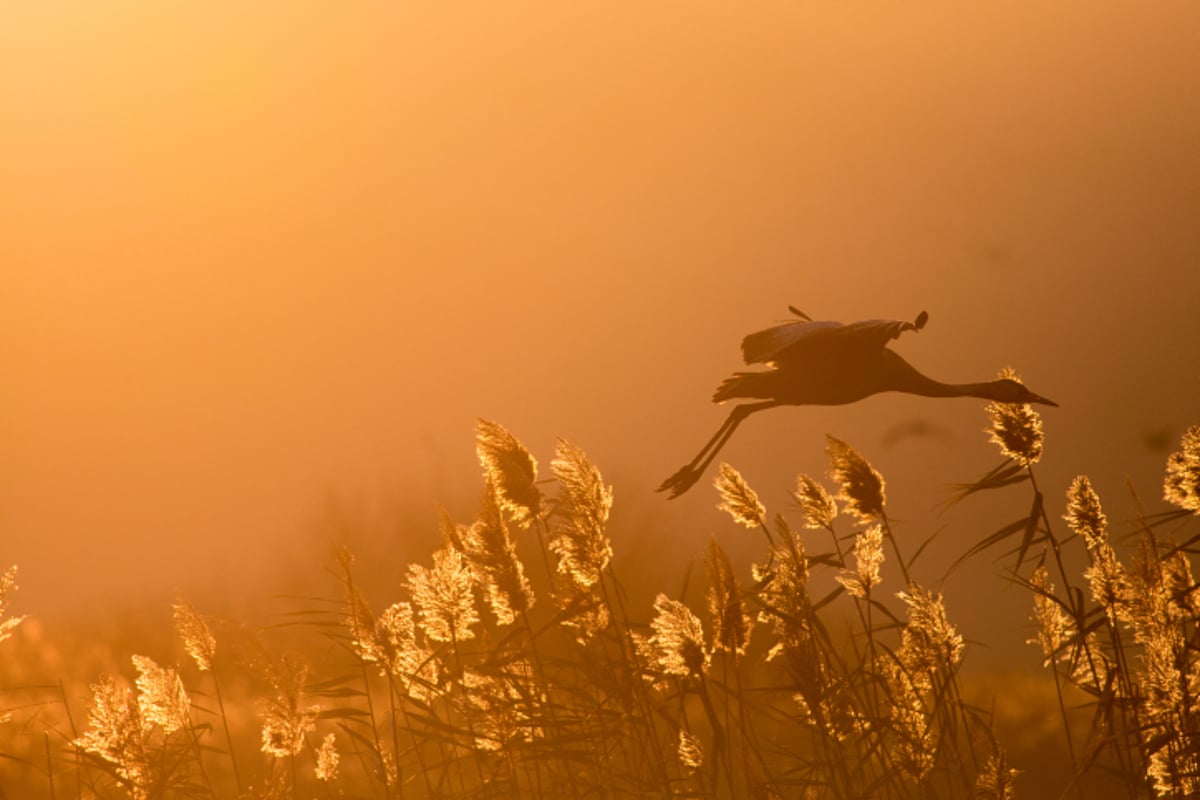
left=992, top=378, right=1058, bottom=407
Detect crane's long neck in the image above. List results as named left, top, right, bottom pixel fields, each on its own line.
left=880, top=352, right=1009, bottom=401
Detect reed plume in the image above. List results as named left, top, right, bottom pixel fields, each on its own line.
left=793, top=474, right=838, bottom=530
left=0, top=566, right=26, bottom=646
left=258, top=655, right=319, bottom=758
left=706, top=538, right=752, bottom=655
left=825, top=435, right=885, bottom=521
left=76, top=675, right=152, bottom=799
left=714, top=462, right=766, bottom=529
left=837, top=523, right=884, bottom=599
left=1028, top=565, right=1074, bottom=667
left=985, top=367, right=1044, bottom=466
left=641, top=594, right=710, bottom=679
left=476, top=419, right=543, bottom=526
left=1164, top=424, right=1200, bottom=513
left=549, top=439, right=613, bottom=588
left=677, top=729, right=704, bottom=772
left=455, top=486, right=535, bottom=624
left=131, top=655, right=190, bottom=734
left=407, top=543, right=480, bottom=643
left=315, top=733, right=340, bottom=782
left=172, top=597, right=215, bottom=672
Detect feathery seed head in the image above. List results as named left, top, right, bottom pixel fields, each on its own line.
left=975, top=750, right=1020, bottom=800
left=1065, top=475, right=1108, bottom=550
left=706, top=539, right=752, bottom=655
left=897, top=585, right=964, bottom=673
left=259, top=656, right=319, bottom=758
left=881, top=657, right=936, bottom=781
left=549, top=439, right=614, bottom=587
left=794, top=474, right=838, bottom=529
left=1085, top=544, right=1129, bottom=621
left=0, top=566, right=27, bottom=645
left=475, top=419, right=542, bottom=526
left=172, top=597, right=215, bottom=672
left=457, top=487, right=534, bottom=624
left=715, top=463, right=766, bottom=528
left=406, top=544, right=479, bottom=643
left=825, top=436, right=886, bottom=521
left=460, top=661, right=544, bottom=751
left=315, top=733, right=340, bottom=782
left=985, top=368, right=1044, bottom=466
left=1162, top=549, right=1199, bottom=619
left=356, top=601, right=440, bottom=701
left=132, top=655, right=190, bottom=734
left=647, top=593, right=710, bottom=678
left=836, top=524, right=884, bottom=598
left=554, top=574, right=611, bottom=643
left=677, top=730, right=704, bottom=772
left=1164, top=425, right=1200, bottom=514
left=76, top=675, right=152, bottom=797
left=1028, top=565, right=1074, bottom=667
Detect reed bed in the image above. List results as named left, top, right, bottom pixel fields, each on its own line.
left=2, top=387, right=1199, bottom=798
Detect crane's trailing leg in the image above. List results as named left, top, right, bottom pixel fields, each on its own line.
left=657, top=401, right=780, bottom=499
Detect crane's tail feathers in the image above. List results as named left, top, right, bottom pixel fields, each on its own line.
left=712, top=371, right=774, bottom=403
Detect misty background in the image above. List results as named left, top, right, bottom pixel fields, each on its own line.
left=4, top=3, right=1199, bottom=675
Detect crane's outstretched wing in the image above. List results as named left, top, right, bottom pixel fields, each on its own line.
left=742, top=310, right=928, bottom=366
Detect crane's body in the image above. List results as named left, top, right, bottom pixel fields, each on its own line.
left=658, top=308, right=1057, bottom=498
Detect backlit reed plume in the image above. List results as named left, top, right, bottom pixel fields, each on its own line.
left=753, top=516, right=810, bottom=662
left=132, top=655, right=190, bottom=734
left=461, top=661, right=543, bottom=751
left=549, top=439, right=613, bottom=588
left=315, top=733, right=339, bottom=782
left=1028, top=565, right=1074, bottom=667
left=1066, top=476, right=1129, bottom=618
left=172, top=597, right=215, bottom=672
left=454, top=486, right=534, bottom=624
left=715, top=462, right=766, bottom=528
left=896, top=586, right=964, bottom=676
left=706, top=539, right=752, bottom=655
left=975, top=749, right=1019, bottom=800
left=881, top=657, right=935, bottom=781
left=825, top=435, right=885, bottom=521
left=555, top=573, right=610, bottom=643
left=837, top=523, right=884, bottom=598
left=1162, top=550, right=1199, bottom=618
left=476, top=419, right=542, bottom=526
left=351, top=599, right=439, bottom=703
left=794, top=474, right=837, bottom=529
left=407, top=543, right=480, bottom=643
left=1164, top=424, right=1200, bottom=513
left=259, top=655, right=319, bottom=759
left=76, top=674, right=152, bottom=799
left=1064, top=475, right=1108, bottom=550
left=640, top=594, right=710, bottom=679
left=985, top=367, right=1044, bottom=466
left=0, top=566, right=26, bottom=645
left=677, top=729, right=704, bottom=772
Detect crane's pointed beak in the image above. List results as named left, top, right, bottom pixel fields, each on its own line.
left=1029, top=391, right=1058, bottom=407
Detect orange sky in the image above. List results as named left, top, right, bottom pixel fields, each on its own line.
left=3, top=2, right=1199, bottom=649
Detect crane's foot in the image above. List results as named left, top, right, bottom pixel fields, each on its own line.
left=657, top=465, right=702, bottom=499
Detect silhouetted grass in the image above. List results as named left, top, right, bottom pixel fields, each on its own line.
left=2, top=406, right=1199, bottom=798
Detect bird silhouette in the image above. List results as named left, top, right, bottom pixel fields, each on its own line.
left=658, top=307, right=1058, bottom=498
